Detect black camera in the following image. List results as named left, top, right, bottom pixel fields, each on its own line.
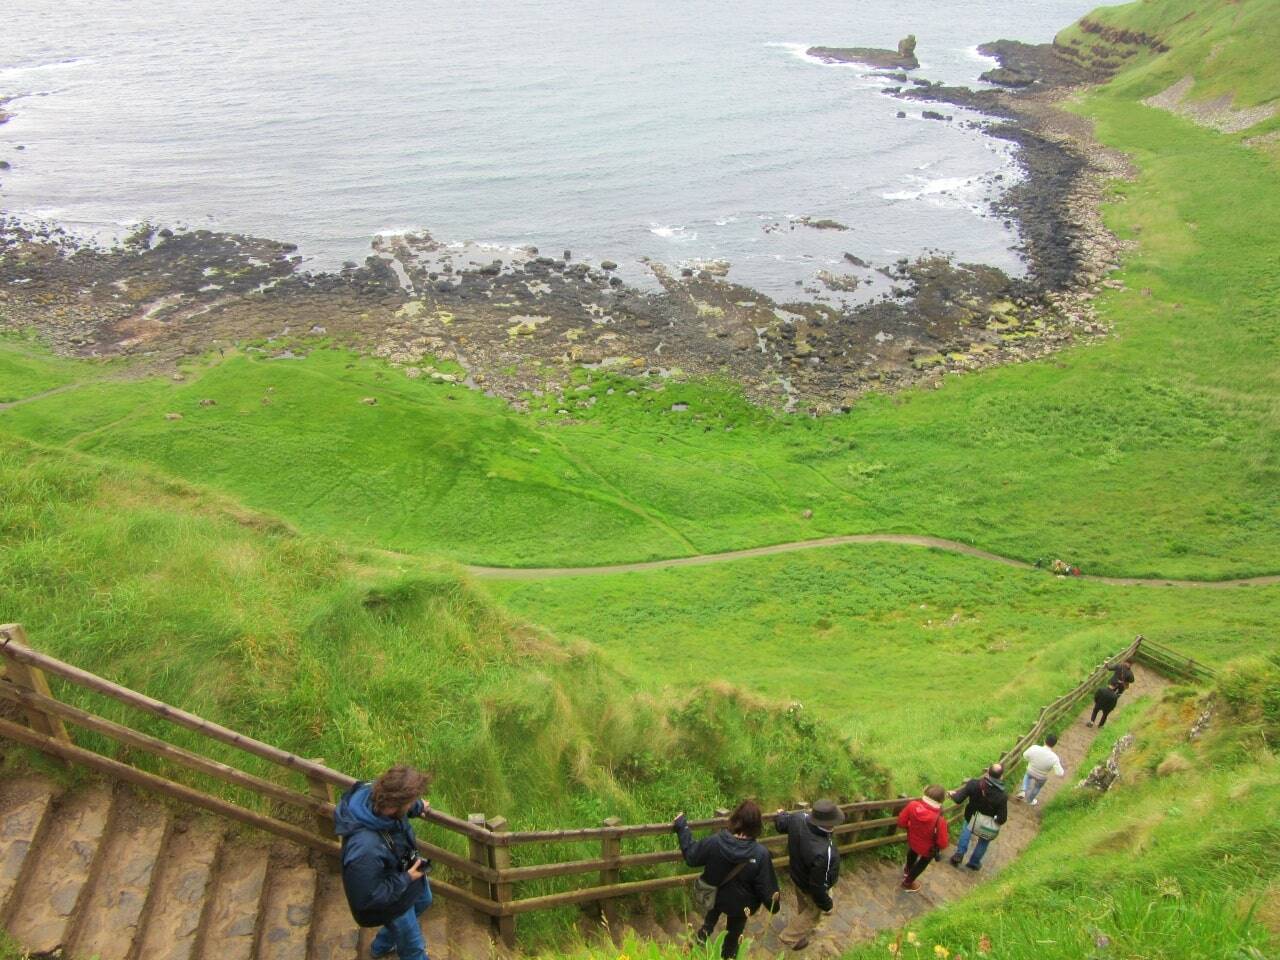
left=400, top=852, right=433, bottom=875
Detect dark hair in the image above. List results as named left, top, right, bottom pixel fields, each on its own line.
left=1045, top=733, right=1058, bottom=748
left=924, top=784, right=946, bottom=803
left=372, top=765, right=430, bottom=814
left=988, top=762, right=1004, bottom=778
left=728, top=799, right=763, bottom=839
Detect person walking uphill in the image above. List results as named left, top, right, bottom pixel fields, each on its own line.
left=775, top=799, right=844, bottom=951
left=1088, top=683, right=1121, bottom=728
left=897, top=785, right=949, bottom=892
left=1018, top=733, right=1065, bottom=806
left=949, top=763, right=1008, bottom=872
left=673, top=800, right=780, bottom=959
left=334, top=766, right=434, bottom=960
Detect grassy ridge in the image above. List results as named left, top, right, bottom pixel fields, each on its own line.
left=0, top=435, right=886, bottom=834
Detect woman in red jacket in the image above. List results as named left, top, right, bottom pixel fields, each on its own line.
left=897, top=785, right=949, bottom=892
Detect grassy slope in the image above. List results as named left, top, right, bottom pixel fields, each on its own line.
left=529, top=662, right=1280, bottom=960
left=0, top=435, right=886, bottom=836
left=486, top=545, right=1280, bottom=787
left=834, top=658, right=1280, bottom=960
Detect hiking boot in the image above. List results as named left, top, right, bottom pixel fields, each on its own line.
left=901, top=880, right=921, bottom=892
left=949, top=856, right=961, bottom=867
left=1086, top=721, right=1094, bottom=728
left=1030, top=798, right=1039, bottom=806
left=966, top=862, right=981, bottom=871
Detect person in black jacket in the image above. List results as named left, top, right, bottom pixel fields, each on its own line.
left=674, top=800, right=780, bottom=959
left=947, top=763, right=1008, bottom=871
left=1088, top=683, right=1121, bottom=727
left=1109, top=660, right=1136, bottom=695
left=333, top=766, right=433, bottom=960
left=775, top=798, right=844, bottom=950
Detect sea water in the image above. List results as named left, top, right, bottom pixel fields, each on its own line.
left=0, top=0, right=1099, bottom=299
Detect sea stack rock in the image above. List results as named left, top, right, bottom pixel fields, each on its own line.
left=807, top=34, right=921, bottom=70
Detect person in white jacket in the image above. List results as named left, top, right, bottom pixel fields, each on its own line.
left=1017, top=734, right=1065, bottom=806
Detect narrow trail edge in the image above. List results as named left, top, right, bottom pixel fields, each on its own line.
left=464, top=534, right=1280, bottom=587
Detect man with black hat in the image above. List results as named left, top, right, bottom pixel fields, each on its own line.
left=774, top=799, right=844, bottom=950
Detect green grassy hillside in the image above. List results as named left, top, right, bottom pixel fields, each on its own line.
left=530, top=660, right=1280, bottom=959
left=488, top=545, right=1279, bottom=787
left=836, top=657, right=1280, bottom=960
left=0, top=435, right=886, bottom=834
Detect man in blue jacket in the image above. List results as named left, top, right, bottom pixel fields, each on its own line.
left=334, top=766, right=433, bottom=960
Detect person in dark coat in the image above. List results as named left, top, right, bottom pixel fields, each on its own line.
left=948, top=763, right=1008, bottom=871
left=1109, top=660, right=1136, bottom=695
left=333, top=766, right=433, bottom=960
left=1088, top=683, right=1122, bottom=727
left=775, top=799, right=844, bottom=949
left=674, top=800, right=781, bottom=958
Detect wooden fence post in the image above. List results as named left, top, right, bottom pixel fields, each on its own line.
left=487, top=816, right=516, bottom=948
left=466, top=813, right=495, bottom=927
left=307, top=758, right=336, bottom=838
left=0, top=625, right=72, bottom=745
left=599, top=816, right=622, bottom=937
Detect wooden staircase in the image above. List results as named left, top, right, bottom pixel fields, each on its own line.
left=0, top=774, right=497, bottom=960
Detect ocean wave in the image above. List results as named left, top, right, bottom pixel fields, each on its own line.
left=882, top=175, right=993, bottom=213
left=650, top=223, right=697, bottom=243
left=0, top=57, right=91, bottom=81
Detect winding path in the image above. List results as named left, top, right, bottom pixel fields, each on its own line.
left=465, top=533, right=1280, bottom=587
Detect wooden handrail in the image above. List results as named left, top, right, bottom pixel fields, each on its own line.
left=0, top=626, right=1201, bottom=936
left=0, top=626, right=490, bottom=842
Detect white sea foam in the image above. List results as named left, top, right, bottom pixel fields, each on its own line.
left=650, top=224, right=697, bottom=243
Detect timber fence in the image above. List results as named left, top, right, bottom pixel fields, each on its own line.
left=0, top=625, right=1204, bottom=946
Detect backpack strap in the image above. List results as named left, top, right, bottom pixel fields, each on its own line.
left=718, top=859, right=749, bottom=888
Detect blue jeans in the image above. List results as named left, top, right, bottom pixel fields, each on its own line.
left=371, top=881, right=432, bottom=960
left=1021, top=772, right=1047, bottom=803
left=952, top=821, right=992, bottom=868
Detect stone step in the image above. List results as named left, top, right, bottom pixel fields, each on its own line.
left=256, top=847, right=317, bottom=960
left=305, top=867, right=360, bottom=960
left=5, top=782, right=114, bottom=955
left=195, top=838, right=270, bottom=960
left=0, top=774, right=60, bottom=921
left=67, top=789, right=170, bottom=960
left=132, top=817, right=226, bottom=960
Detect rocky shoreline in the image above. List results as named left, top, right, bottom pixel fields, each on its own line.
left=0, top=37, right=1128, bottom=415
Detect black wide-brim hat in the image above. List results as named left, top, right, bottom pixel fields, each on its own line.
left=810, top=799, right=845, bottom=828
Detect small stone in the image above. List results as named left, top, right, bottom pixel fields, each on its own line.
left=563, top=249, right=572, bottom=260
left=172, top=373, right=185, bottom=382
left=600, top=260, right=618, bottom=271
left=671, top=403, right=689, bottom=412
left=361, top=397, right=378, bottom=405
left=164, top=412, right=183, bottom=421
left=405, top=367, right=423, bottom=379
left=198, top=398, right=217, bottom=407
left=802, top=509, right=813, bottom=519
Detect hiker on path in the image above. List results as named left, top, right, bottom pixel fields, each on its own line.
left=1088, top=683, right=1121, bottom=728
left=1017, top=733, right=1065, bottom=806
left=948, top=763, right=1009, bottom=872
left=334, top=766, right=434, bottom=960
left=897, top=785, right=949, bottom=892
left=1109, top=660, right=1136, bottom=695
left=673, top=800, right=781, bottom=959
left=775, top=799, right=844, bottom=951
